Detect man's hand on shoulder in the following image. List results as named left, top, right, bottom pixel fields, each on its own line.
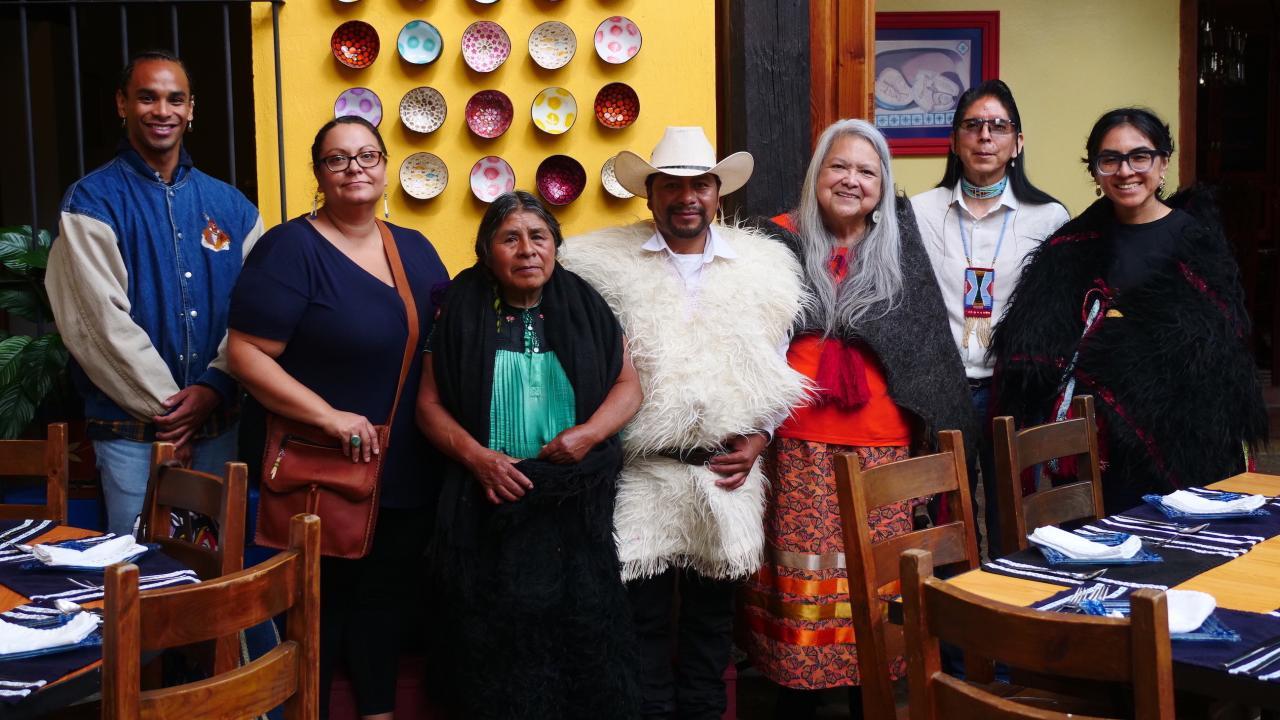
left=153, top=384, right=221, bottom=449
left=709, top=432, right=770, bottom=491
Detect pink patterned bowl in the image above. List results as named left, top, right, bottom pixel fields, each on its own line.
left=469, top=156, right=516, bottom=203
left=465, top=90, right=514, bottom=139
left=536, top=155, right=587, bottom=206
left=593, top=16, right=642, bottom=64
left=461, top=20, right=511, bottom=73
left=334, top=87, right=382, bottom=127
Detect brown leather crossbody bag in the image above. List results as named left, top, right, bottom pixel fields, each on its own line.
left=254, top=220, right=419, bottom=559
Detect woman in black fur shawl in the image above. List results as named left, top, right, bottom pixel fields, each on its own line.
left=992, top=108, right=1267, bottom=514
left=417, top=191, right=642, bottom=719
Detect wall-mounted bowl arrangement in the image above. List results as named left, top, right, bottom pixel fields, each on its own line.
left=331, top=20, right=379, bottom=69
left=594, top=82, right=639, bottom=129
left=334, top=87, right=382, bottom=126
left=465, top=90, right=514, bottom=139
left=397, top=20, right=443, bottom=65
left=531, top=87, right=577, bottom=135
left=461, top=21, right=511, bottom=73
left=594, top=16, right=642, bottom=64
left=399, top=86, right=446, bottom=134
left=600, top=156, right=634, bottom=199
left=470, top=156, right=516, bottom=203
left=400, top=153, right=448, bottom=200
left=536, top=155, right=587, bottom=206
left=528, top=21, right=576, bottom=70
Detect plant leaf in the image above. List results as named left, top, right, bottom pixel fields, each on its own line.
left=0, top=381, right=35, bottom=439
left=20, top=334, right=67, bottom=408
left=0, top=227, right=35, bottom=273
left=0, top=335, right=32, bottom=390
left=0, top=289, right=47, bottom=323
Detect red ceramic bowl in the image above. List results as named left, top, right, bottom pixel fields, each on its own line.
left=536, top=155, right=587, bottom=206
left=594, top=82, right=640, bottom=129
left=331, top=20, right=380, bottom=69
left=465, top=90, right=514, bottom=139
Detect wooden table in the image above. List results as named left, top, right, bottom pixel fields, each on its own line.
left=949, top=473, right=1280, bottom=707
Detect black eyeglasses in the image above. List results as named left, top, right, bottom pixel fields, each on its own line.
left=321, top=150, right=384, bottom=173
left=1093, top=149, right=1166, bottom=176
left=958, top=118, right=1017, bottom=136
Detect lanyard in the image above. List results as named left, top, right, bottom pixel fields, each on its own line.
left=956, top=205, right=1011, bottom=268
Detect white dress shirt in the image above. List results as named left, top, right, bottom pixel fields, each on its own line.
left=912, top=182, right=1069, bottom=378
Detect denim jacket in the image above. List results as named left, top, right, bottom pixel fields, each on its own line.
left=46, top=142, right=263, bottom=431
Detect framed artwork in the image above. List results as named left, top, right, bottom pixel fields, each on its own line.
left=874, top=11, right=1000, bottom=155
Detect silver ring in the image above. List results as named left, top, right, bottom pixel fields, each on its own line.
left=350, top=434, right=362, bottom=448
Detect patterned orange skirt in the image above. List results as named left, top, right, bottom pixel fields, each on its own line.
left=740, top=437, right=913, bottom=689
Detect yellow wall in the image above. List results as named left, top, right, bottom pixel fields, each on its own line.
left=878, top=0, right=1181, bottom=214
left=251, top=1, right=716, bottom=273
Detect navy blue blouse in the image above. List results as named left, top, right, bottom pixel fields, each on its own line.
left=229, top=216, right=449, bottom=508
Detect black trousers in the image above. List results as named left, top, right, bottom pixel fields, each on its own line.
left=626, top=568, right=736, bottom=720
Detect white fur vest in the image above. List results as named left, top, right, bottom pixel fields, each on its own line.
left=561, top=221, right=809, bottom=581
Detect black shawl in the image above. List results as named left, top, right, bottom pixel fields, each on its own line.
left=760, top=196, right=977, bottom=453
left=991, top=186, right=1268, bottom=513
left=429, top=262, right=639, bottom=720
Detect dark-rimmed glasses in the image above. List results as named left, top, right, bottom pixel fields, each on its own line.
left=321, top=150, right=384, bottom=173
left=1093, top=149, right=1165, bottom=176
left=958, top=118, right=1017, bottom=136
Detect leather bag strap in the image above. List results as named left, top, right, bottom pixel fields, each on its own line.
left=377, top=220, right=419, bottom=429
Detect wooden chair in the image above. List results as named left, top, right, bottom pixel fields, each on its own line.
left=994, top=395, right=1105, bottom=553
left=834, top=429, right=980, bottom=720
left=0, top=422, right=68, bottom=524
left=900, top=548, right=1175, bottom=720
left=102, top=513, right=320, bottom=720
left=137, top=442, right=248, bottom=673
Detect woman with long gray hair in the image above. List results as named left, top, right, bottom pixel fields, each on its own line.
left=740, top=119, right=972, bottom=719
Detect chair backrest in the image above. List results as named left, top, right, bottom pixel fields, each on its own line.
left=994, top=395, right=1105, bottom=553
left=0, top=422, right=68, bottom=524
left=102, top=513, right=320, bottom=720
left=834, top=429, right=980, bottom=720
left=900, top=548, right=1175, bottom=720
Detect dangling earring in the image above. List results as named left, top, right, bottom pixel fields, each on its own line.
left=871, top=209, right=882, bottom=224
left=120, top=117, right=126, bottom=129
left=186, top=120, right=193, bottom=134
left=1010, top=156, right=1017, bottom=168
left=310, top=191, right=321, bottom=220
left=1158, top=176, right=1166, bottom=193
left=1095, top=184, right=1103, bottom=198
left=383, top=192, right=390, bottom=220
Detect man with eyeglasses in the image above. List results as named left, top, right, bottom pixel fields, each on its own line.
left=46, top=50, right=262, bottom=535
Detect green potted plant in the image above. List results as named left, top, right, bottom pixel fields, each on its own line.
left=0, top=225, right=71, bottom=439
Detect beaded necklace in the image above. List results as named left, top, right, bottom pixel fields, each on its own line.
left=961, top=175, right=1008, bottom=200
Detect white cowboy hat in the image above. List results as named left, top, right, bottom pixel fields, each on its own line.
left=613, top=126, right=754, bottom=198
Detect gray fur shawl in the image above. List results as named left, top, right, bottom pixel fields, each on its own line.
left=760, top=196, right=976, bottom=452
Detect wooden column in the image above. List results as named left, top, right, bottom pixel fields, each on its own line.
left=810, top=0, right=876, bottom=145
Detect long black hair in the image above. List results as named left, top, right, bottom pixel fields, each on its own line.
left=935, top=79, right=1061, bottom=206
left=474, top=190, right=564, bottom=265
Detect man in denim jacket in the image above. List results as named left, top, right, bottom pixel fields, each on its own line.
left=46, top=51, right=262, bottom=535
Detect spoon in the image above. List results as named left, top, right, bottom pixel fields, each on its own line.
left=1153, top=522, right=1211, bottom=548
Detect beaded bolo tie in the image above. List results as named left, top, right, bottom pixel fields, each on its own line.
left=957, top=178, right=1011, bottom=350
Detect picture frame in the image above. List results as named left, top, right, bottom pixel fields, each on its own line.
left=874, top=11, right=1000, bottom=156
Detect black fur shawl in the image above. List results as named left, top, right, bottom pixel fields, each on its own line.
left=991, top=187, right=1267, bottom=513
left=761, top=196, right=976, bottom=452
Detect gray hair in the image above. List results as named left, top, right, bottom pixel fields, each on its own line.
left=794, top=119, right=902, bottom=334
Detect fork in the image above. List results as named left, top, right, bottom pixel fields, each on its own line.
left=1058, top=583, right=1109, bottom=612
left=1152, top=522, right=1211, bottom=548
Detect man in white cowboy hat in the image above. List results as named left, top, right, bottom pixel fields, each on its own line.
left=560, top=126, right=808, bottom=719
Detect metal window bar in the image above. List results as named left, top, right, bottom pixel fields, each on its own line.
left=3, top=0, right=287, bottom=242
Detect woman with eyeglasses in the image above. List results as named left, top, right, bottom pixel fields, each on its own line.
left=227, top=116, right=449, bottom=719
left=992, top=107, right=1266, bottom=515
left=911, top=79, right=1068, bottom=557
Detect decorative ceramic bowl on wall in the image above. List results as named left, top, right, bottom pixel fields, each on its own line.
left=594, top=83, right=639, bottom=129
left=528, top=21, right=576, bottom=70
left=331, top=20, right=379, bottom=69
left=531, top=87, right=577, bottom=135
left=465, top=90, right=514, bottom=139
left=536, top=155, right=587, bottom=206
left=470, top=156, right=516, bottom=203
left=600, top=156, right=634, bottom=199
left=593, top=16, right=641, bottom=64
left=400, top=153, right=448, bottom=200
left=399, top=87, right=446, bottom=134
left=397, top=20, right=443, bottom=65
left=461, top=21, right=511, bottom=73
left=334, top=87, right=382, bottom=126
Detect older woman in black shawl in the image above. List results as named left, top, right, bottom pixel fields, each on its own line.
left=416, top=191, right=641, bottom=719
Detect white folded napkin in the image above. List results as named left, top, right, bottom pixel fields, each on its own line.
left=0, top=612, right=100, bottom=656
left=1165, top=589, right=1216, bottom=635
left=31, top=535, right=146, bottom=568
left=1028, top=526, right=1143, bottom=560
left=1162, top=490, right=1266, bottom=515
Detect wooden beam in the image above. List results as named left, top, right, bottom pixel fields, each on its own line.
left=810, top=0, right=876, bottom=146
